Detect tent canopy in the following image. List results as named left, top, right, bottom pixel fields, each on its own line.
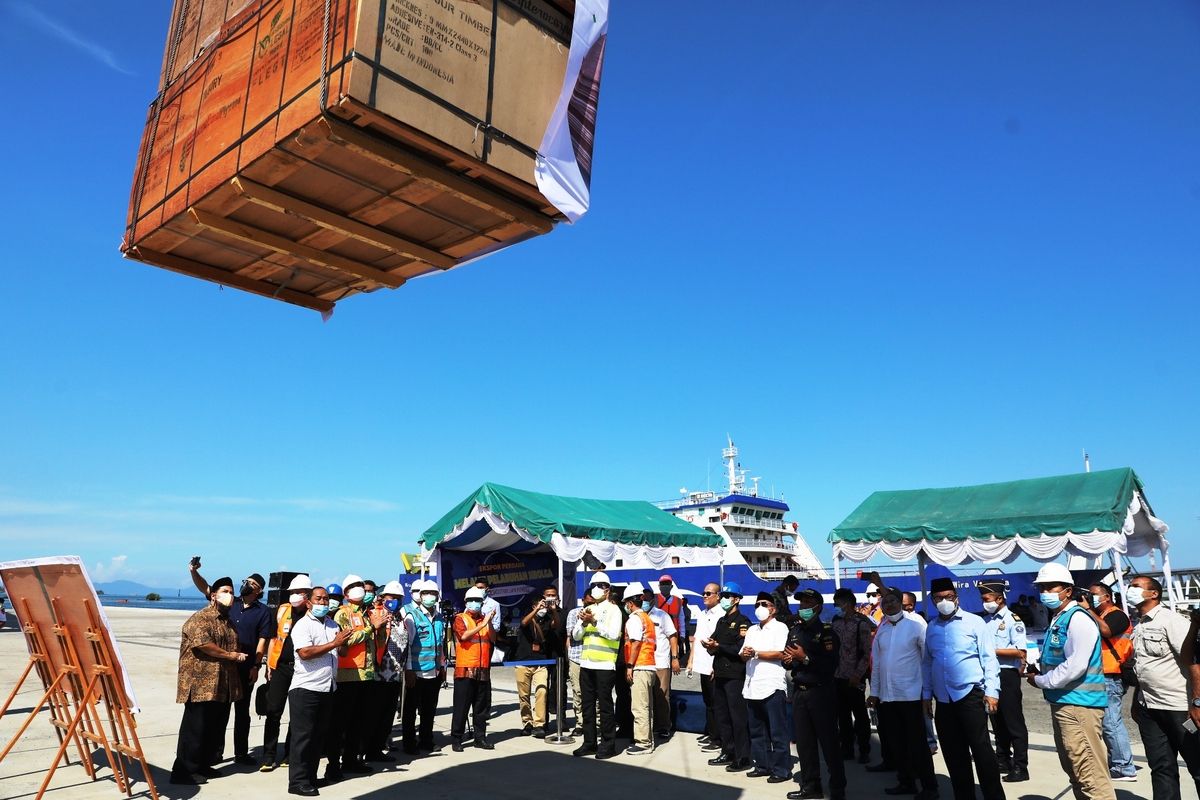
left=828, top=468, right=1168, bottom=565
left=420, top=483, right=724, bottom=569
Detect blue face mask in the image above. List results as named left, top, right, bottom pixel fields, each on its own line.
left=798, top=607, right=817, bottom=622
left=384, top=599, right=401, bottom=613
left=832, top=607, right=844, bottom=618
left=327, top=599, right=340, bottom=611
left=1040, top=591, right=1064, bottom=610
left=719, top=597, right=735, bottom=611
left=467, top=601, right=483, bottom=613
left=312, top=605, right=330, bottom=619
left=641, top=600, right=652, bottom=612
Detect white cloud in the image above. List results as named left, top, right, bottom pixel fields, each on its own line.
left=8, top=3, right=134, bottom=76
left=92, top=555, right=130, bottom=582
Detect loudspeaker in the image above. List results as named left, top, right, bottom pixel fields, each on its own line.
left=266, top=571, right=306, bottom=611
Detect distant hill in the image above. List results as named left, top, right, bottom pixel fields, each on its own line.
left=95, top=579, right=190, bottom=597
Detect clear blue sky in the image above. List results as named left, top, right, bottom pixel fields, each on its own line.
left=0, top=1, right=1197, bottom=591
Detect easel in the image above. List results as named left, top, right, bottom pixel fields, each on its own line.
left=0, top=596, right=159, bottom=800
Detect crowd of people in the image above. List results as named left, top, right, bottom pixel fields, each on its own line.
left=168, top=560, right=1200, bottom=800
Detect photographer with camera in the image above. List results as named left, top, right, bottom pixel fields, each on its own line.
left=515, top=586, right=563, bottom=738
left=1084, top=582, right=1138, bottom=782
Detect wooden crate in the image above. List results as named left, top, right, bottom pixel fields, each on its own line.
left=125, top=0, right=578, bottom=313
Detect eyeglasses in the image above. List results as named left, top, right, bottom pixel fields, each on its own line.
left=593, top=583, right=610, bottom=589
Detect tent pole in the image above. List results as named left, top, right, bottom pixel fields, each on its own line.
left=419, top=543, right=428, bottom=580
left=917, top=551, right=929, bottom=617
left=558, top=556, right=565, bottom=605
left=1110, top=548, right=1129, bottom=616
left=833, top=552, right=841, bottom=590
left=1162, top=546, right=1178, bottom=612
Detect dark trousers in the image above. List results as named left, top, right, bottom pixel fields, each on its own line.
left=835, top=677, right=871, bottom=757
left=580, top=667, right=617, bottom=753
left=793, top=684, right=847, bottom=796
left=262, top=662, right=294, bottom=763
left=1136, top=706, right=1200, bottom=800
left=748, top=690, right=792, bottom=779
left=367, top=681, right=402, bottom=755
left=232, top=662, right=254, bottom=756
left=172, top=701, right=229, bottom=777
left=700, top=673, right=720, bottom=742
left=402, top=677, right=441, bottom=749
left=325, top=680, right=369, bottom=767
left=992, top=668, right=1029, bottom=769
left=451, top=676, right=490, bottom=741
left=935, top=688, right=1005, bottom=800
left=287, top=688, right=332, bottom=791
left=212, top=701, right=231, bottom=762
left=879, top=700, right=936, bottom=790
left=713, top=675, right=750, bottom=761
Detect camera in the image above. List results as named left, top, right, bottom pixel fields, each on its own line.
left=1072, top=587, right=1092, bottom=607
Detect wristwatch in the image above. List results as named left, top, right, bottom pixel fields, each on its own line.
left=1191, top=698, right=1200, bottom=708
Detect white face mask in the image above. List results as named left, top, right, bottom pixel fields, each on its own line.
left=1125, top=587, right=1146, bottom=606
left=754, top=606, right=771, bottom=623
left=289, top=593, right=306, bottom=606
left=590, top=586, right=607, bottom=600
left=935, top=599, right=957, bottom=617
left=982, top=601, right=999, bottom=614
left=886, top=611, right=904, bottom=623
left=1092, top=595, right=1105, bottom=608
left=536, top=609, right=547, bottom=618
left=346, top=586, right=366, bottom=602
left=215, top=591, right=233, bottom=608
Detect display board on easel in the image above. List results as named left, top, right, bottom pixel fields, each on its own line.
left=0, top=555, right=159, bottom=800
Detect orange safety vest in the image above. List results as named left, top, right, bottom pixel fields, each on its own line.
left=454, top=612, right=494, bottom=670
left=1101, top=635, right=1133, bottom=675
left=624, top=609, right=657, bottom=668
left=337, top=606, right=369, bottom=671
left=266, top=604, right=294, bottom=670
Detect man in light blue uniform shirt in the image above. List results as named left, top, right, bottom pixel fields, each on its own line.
left=979, top=581, right=1030, bottom=784
left=922, top=576, right=1006, bottom=800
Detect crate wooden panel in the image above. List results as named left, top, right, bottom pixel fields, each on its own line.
left=127, top=0, right=576, bottom=312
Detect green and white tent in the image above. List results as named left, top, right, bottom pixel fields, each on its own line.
left=420, top=482, right=724, bottom=569
left=828, top=468, right=1168, bottom=566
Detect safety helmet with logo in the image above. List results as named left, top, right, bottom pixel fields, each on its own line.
left=1034, top=562, right=1074, bottom=587
left=720, top=582, right=743, bottom=598
left=325, top=583, right=344, bottom=598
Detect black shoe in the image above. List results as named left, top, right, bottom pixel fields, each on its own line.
left=531, top=726, right=546, bottom=739
left=168, top=773, right=204, bottom=785
left=451, top=741, right=464, bottom=753
left=698, top=734, right=711, bottom=744
left=725, top=759, right=753, bottom=772
left=866, top=762, right=895, bottom=773
left=746, top=769, right=772, bottom=778
left=259, top=760, right=277, bottom=773
left=596, top=749, right=616, bottom=760
left=289, top=787, right=320, bottom=797
left=234, top=754, right=257, bottom=767
left=787, top=791, right=824, bottom=800
left=701, top=743, right=722, bottom=752
left=767, top=774, right=793, bottom=784
left=522, top=724, right=533, bottom=736
left=1003, top=766, right=1029, bottom=783
left=365, top=752, right=396, bottom=762
left=196, top=766, right=222, bottom=778
left=475, top=739, right=494, bottom=750
left=322, top=768, right=343, bottom=784
left=572, top=727, right=584, bottom=736
left=709, top=753, right=733, bottom=765
left=884, top=785, right=918, bottom=796
left=625, top=744, right=652, bottom=755
left=572, top=744, right=597, bottom=757
left=996, top=758, right=1013, bottom=774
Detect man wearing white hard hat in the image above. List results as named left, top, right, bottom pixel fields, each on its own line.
left=401, top=580, right=447, bottom=755
left=364, top=580, right=410, bottom=761
left=260, top=574, right=312, bottom=772
left=1029, top=562, right=1114, bottom=800
left=571, top=571, right=622, bottom=759
left=621, top=583, right=658, bottom=755
left=451, top=586, right=497, bottom=751
left=864, top=583, right=884, bottom=625
left=324, top=574, right=383, bottom=782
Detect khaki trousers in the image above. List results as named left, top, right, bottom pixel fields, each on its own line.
left=1052, top=703, right=1115, bottom=800
left=630, top=669, right=658, bottom=747
left=654, top=668, right=672, bottom=732
left=514, top=665, right=548, bottom=728
left=569, top=660, right=583, bottom=725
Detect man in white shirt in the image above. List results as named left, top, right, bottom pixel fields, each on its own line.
left=869, top=588, right=937, bottom=800
left=643, top=585, right=679, bottom=737
left=571, top=572, right=623, bottom=759
left=287, top=587, right=350, bottom=797
left=689, top=582, right=723, bottom=752
left=741, top=591, right=792, bottom=783
left=1127, top=576, right=1200, bottom=800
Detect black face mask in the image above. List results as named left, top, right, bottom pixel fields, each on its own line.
left=240, top=581, right=256, bottom=597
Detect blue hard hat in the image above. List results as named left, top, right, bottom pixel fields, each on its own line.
left=325, top=582, right=344, bottom=596
left=720, top=582, right=743, bottom=598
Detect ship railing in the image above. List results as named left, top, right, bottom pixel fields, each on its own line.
left=727, top=514, right=791, bottom=531
left=729, top=536, right=798, bottom=553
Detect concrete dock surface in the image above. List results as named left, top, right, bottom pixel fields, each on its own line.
left=0, top=607, right=1183, bottom=800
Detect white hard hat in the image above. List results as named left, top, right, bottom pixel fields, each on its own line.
left=286, top=574, right=313, bottom=591
left=342, top=574, right=364, bottom=589
left=1034, top=563, right=1074, bottom=586
left=866, top=583, right=880, bottom=594
left=382, top=580, right=405, bottom=597
left=622, top=583, right=645, bottom=601
left=589, top=571, right=611, bottom=586
left=465, top=586, right=486, bottom=601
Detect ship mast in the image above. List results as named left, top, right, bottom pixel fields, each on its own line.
left=723, top=435, right=746, bottom=495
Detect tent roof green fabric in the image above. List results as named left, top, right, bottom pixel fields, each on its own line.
left=420, top=482, right=724, bottom=549
left=828, top=468, right=1145, bottom=544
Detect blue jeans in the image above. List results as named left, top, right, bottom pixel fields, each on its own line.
left=1103, top=676, right=1137, bottom=777
left=747, top=690, right=792, bottom=778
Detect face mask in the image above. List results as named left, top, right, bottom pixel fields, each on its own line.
left=754, top=606, right=771, bottom=623
left=476, top=589, right=487, bottom=599
left=641, top=600, right=652, bottom=612
left=537, top=608, right=547, bottom=618
left=312, top=605, right=330, bottom=619
left=363, top=592, right=376, bottom=604
left=289, top=593, right=306, bottom=606
left=1125, top=587, right=1146, bottom=607
left=467, top=601, right=482, bottom=613
left=591, top=587, right=606, bottom=600
left=384, top=599, right=401, bottom=613
left=660, top=585, right=672, bottom=595
left=832, top=607, right=843, bottom=618
left=982, top=601, right=999, bottom=614
left=935, top=599, right=957, bottom=617
left=215, top=592, right=233, bottom=608
left=798, top=607, right=817, bottom=622
left=1040, top=591, right=1064, bottom=610
left=1092, top=595, right=1105, bottom=607
left=240, top=581, right=256, bottom=597
left=328, top=599, right=341, bottom=611
left=719, top=598, right=734, bottom=611
left=346, top=586, right=365, bottom=603
left=886, top=611, right=905, bottom=623
left=421, top=595, right=437, bottom=608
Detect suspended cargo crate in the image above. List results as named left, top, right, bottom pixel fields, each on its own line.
left=122, top=0, right=607, bottom=313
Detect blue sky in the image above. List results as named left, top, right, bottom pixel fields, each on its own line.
left=0, top=1, right=1197, bottom=591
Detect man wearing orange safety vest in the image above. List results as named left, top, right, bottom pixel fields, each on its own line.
left=323, top=574, right=387, bottom=784
left=451, top=586, right=496, bottom=752
left=622, top=583, right=659, bottom=755
left=260, top=574, right=312, bottom=772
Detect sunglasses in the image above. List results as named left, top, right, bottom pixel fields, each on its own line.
left=866, top=592, right=879, bottom=597
left=755, top=601, right=773, bottom=608
left=702, top=591, right=717, bottom=597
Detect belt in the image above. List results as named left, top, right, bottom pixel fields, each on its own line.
left=793, top=681, right=832, bottom=691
